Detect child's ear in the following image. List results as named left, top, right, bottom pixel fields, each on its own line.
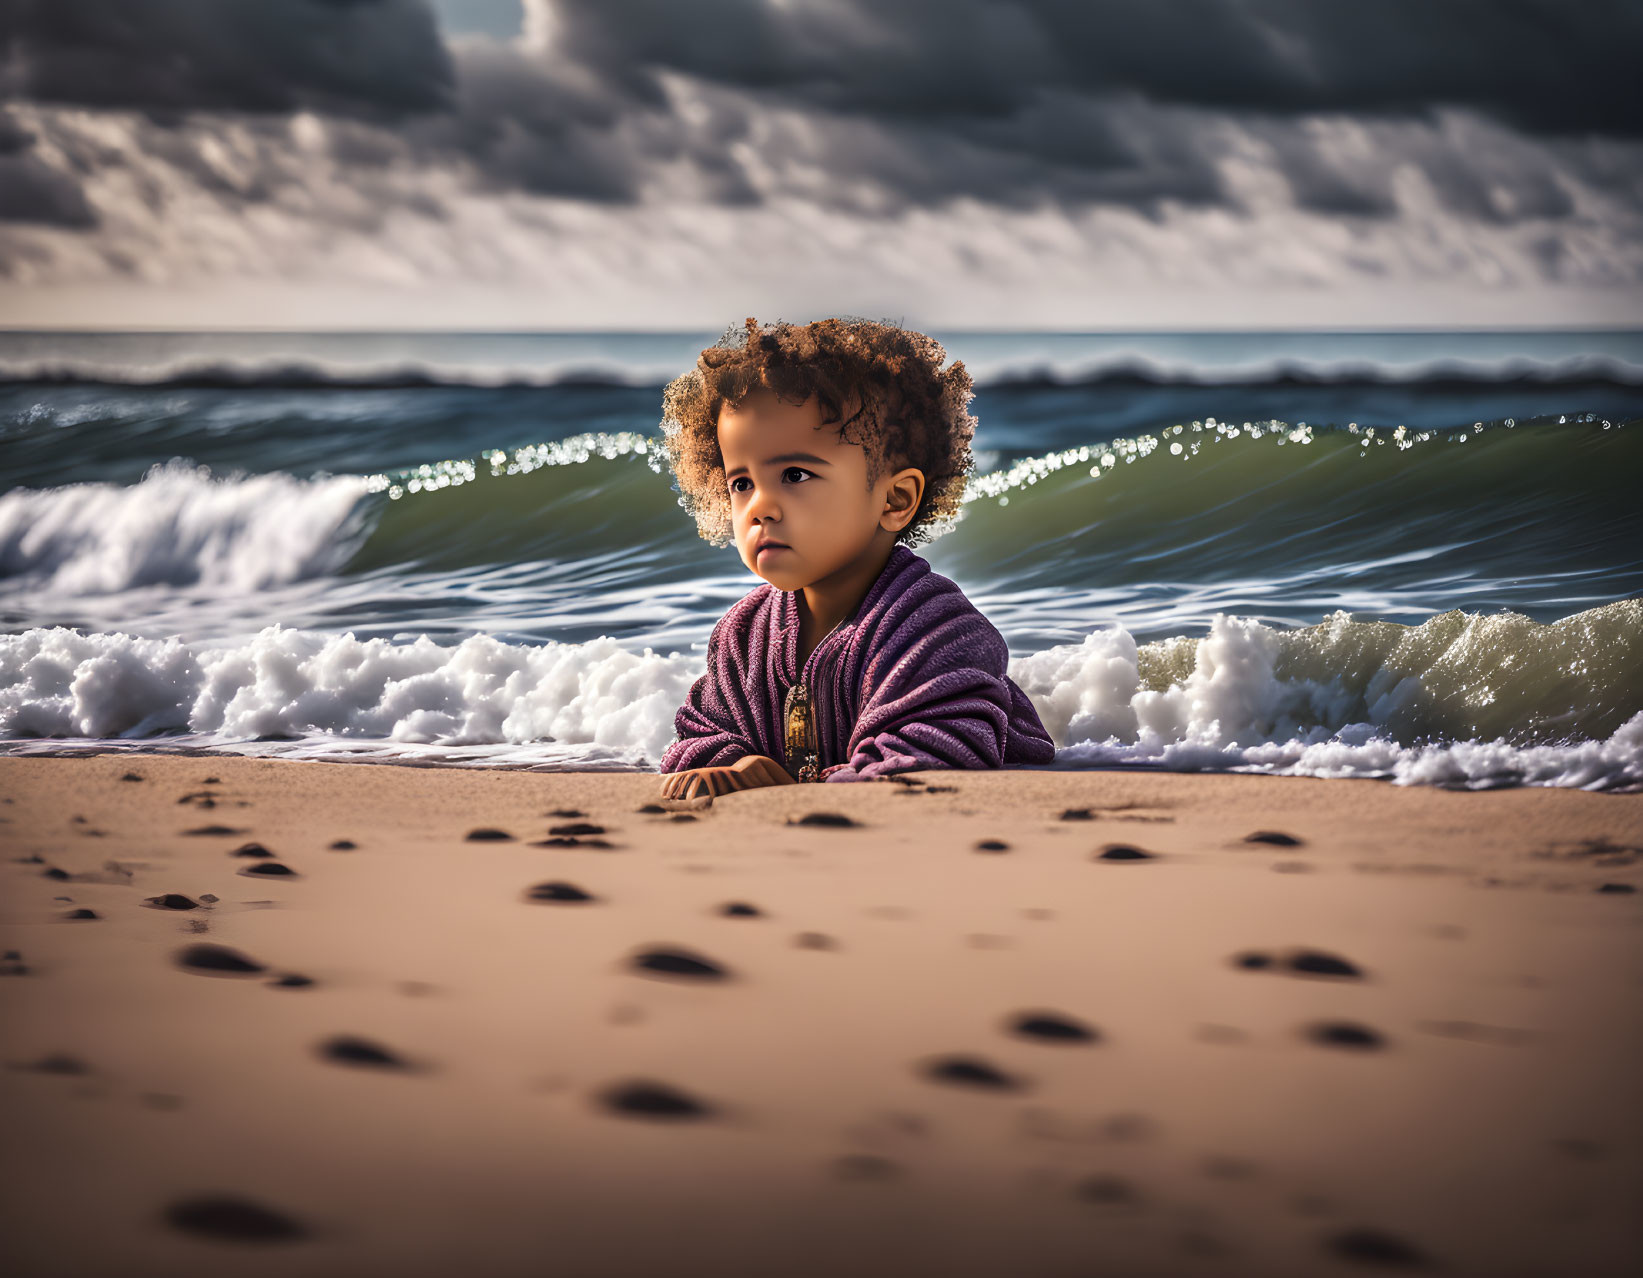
left=880, top=467, right=925, bottom=533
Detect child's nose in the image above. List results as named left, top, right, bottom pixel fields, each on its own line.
left=747, top=485, right=781, bottom=523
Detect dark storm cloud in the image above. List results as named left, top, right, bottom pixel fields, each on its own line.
left=0, top=0, right=1638, bottom=227
left=525, top=0, right=1643, bottom=218
left=549, top=0, right=1643, bottom=138
left=409, top=38, right=645, bottom=202
left=0, top=0, right=455, bottom=119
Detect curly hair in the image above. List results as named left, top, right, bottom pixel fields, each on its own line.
left=659, top=316, right=978, bottom=549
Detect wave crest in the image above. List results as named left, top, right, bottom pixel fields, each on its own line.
left=4, top=351, right=1641, bottom=392
left=0, top=462, right=370, bottom=594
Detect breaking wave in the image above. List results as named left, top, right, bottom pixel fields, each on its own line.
left=3, top=601, right=1638, bottom=790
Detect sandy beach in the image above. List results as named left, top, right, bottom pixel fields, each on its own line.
left=1, top=754, right=1639, bottom=1278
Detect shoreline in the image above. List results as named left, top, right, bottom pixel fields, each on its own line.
left=4, top=741, right=1639, bottom=792
left=2, top=755, right=1639, bottom=1277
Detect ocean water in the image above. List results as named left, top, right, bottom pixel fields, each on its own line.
left=2, top=329, right=1640, bottom=790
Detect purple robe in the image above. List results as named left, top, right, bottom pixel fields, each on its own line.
left=659, top=544, right=1056, bottom=782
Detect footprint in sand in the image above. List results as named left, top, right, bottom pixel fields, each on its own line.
left=175, top=942, right=266, bottom=976
left=465, top=828, right=515, bottom=842
left=525, top=881, right=598, bottom=904
left=2, top=950, right=28, bottom=976
left=1059, top=808, right=1096, bottom=821
left=546, top=808, right=586, bottom=818
left=1305, top=1021, right=1387, bottom=1051
left=793, top=812, right=858, bottom=828
left=329, top=839, right=357, bottom=850
left=1006, top=1010, right=1100, bottom=1044
left=920, top=1054, right=1028, bottom=1092
left=143, top=894, right=202, bottom=911
left=596, top=1078, right=714, bottom=1120
left=718, top=901, right=764, bottom=917
left=1245, top=830, right=1304, bottom=847
left=1324, top=1227, right=1430, bottom=1267
left=1232, top=947, right=1364, bottom=979
left=315, top=1034, right=418, bottom=1071
left=62, top=908, right=100, bottom=920
left=229, top=842, right=273, bottom=858
left=237, top=862, right=299, bottom=878
left=794, top=931, right=838, bottom=950
left=548, top=822, right=606, bottom=837
left=974, top=839, right=1011, bottom=853
left=270, top=974, right=315, bottom=988
left=1094, top=843, right=1156, bottom=862
left=120, top=772, right=144, bottom=783
left=163, top=1196, right=307, bottom=1243
left=182, top=825, right=246, bottom=837
left=628, top=946, right=730, bottom=980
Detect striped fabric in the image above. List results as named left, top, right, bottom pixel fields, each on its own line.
left=659, top=545, right=1056, bottom=781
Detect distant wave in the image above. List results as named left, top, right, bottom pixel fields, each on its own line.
left=0, top=357, right=669, bottom=391
left=3, top=352, right=1641, bottom=392
left=980, top=351, right=1643, bottom=390
left=3, top=606, right=1639, bottom=788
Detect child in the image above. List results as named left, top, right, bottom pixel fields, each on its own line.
left=657, top=317, right=1056, bottom=801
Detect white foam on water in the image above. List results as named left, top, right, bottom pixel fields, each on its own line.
left=3, top=613, right=1639, bottom=790
left=0, top=462, right=370, bottom=594
left=1, top=625, right=701, bottom=764
left=1010, top=612, right=1642, bottom=790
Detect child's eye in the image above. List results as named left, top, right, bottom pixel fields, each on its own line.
left=728, top=469, right=812, bottom=495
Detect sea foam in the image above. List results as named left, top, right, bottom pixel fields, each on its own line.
left=3, top=613, right=1638, bottom=790
left=0, top=462, right=369, bottom=594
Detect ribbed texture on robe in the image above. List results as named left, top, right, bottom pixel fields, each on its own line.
left=658, top=545, right=1057, bottom=781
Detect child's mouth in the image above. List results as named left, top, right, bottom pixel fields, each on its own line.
left=756, top=544, right=790, bottom=561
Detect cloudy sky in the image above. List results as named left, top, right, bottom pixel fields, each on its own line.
left=1, top=0, right=1639, bottom=329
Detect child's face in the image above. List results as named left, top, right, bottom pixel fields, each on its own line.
left=718, top=389, right=899, bottom=591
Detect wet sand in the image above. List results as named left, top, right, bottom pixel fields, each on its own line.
left=1, top=754, right=1639, bottom=1278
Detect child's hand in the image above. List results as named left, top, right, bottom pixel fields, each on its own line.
left=660, top=754, right=795, bottom=802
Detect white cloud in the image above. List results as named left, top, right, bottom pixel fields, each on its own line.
left=0, top=97, right=1639, bottom=330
